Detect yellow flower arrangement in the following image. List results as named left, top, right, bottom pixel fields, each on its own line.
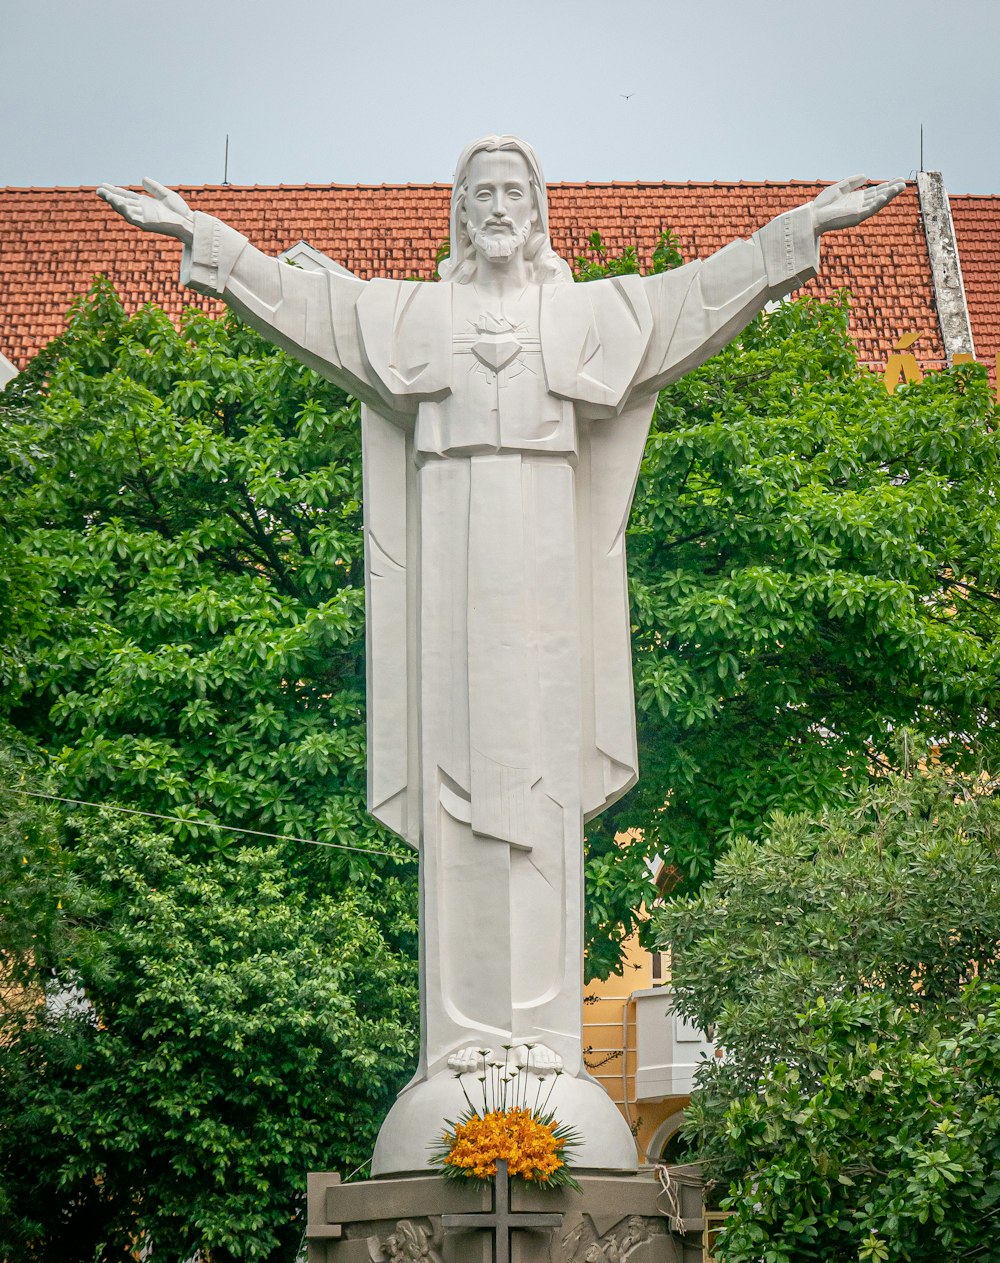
left=430, top=1047, right=582, bottom=1190
left=434, top=1107, right=581, bottom=1190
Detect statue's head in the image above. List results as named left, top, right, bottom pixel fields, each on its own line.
left=439, top=135, right=572, bottom=285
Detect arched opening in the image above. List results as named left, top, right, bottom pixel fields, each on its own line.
left=644, top=1109, right=695, bottom=1165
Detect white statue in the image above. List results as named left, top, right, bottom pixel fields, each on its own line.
left=99, top=140, right=902, bottom=1171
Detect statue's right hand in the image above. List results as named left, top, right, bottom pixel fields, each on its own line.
left=97, top=177, right=195, bottom=245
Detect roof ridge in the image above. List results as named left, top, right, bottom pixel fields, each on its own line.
left=0, top=177, right=908, bottom=195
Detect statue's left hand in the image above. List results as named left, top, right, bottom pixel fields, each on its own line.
left=811, top=174, right=906, bottom=235
left=97, top=177, right=195, bottom=245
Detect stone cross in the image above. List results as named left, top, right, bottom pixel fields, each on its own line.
left=440, top=1160, right=563, bottom=1263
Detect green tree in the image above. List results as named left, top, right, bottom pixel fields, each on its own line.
left=5, top=256, right=1000, bottom=991
left=573, top=227, right=683, bottom=281
left=657, top=765, right=1000, bottom=1262
left=583, top=294, right=1000, bottom=977
left=0, top=291, right=420, bottom=1258
left=0, top=365, right=53, bottom=705
left=0, top=754, right=417, bottom=1263
left=3, top=233, right=1000, bottom=1254
left=2, top=281, right=405, bottom=887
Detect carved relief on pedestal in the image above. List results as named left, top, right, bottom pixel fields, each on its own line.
left=561, top=1214, right=667, bottom=1263
left=368, top=1218, right=444, bottom=1263
left=307, top=1169, right=703, bottom=1263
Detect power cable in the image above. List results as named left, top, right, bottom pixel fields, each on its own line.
left=16, top=789, right=418, bottom=864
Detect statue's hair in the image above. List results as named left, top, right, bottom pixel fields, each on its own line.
left=438, top=135, right=572, bottom=285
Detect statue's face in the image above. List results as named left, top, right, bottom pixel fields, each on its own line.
left=464, top=149, right=536, bottom=261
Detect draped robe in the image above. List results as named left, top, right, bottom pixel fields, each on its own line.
left=181, top=207, right=819, bottom=1080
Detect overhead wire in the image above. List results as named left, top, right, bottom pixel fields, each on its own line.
left=16, top=789, right=418, bottom=865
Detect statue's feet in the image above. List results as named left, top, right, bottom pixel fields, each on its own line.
left=445, top=1043, right=564, bottom=1076
left=447, top=1045, right=496, bottom=1074
left=513, top=1043, right=563, bottom=1076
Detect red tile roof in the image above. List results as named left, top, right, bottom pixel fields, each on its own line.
left=951, top=195, right=1000, bottom=369
left=0, top=181, right=943, bottom=374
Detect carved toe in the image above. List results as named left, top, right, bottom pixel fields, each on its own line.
left=446, top=1045, right=495, bottom=1074
left=513, top=1043, right=563, bottom=1075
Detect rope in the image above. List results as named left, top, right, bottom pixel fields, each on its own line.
left=654, top=1165, right=687, bottom=1235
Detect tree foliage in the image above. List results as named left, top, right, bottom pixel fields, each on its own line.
left=0, top=370, right=51, bottom=704
left=0, top=754, right=417, bottom=1262
left=584, top=290, right=1000, bottom=976
left=658, top=764, right=1000, bottom=1262
left=573, top=227, right=683, bottom=281
left=5, top=253, right=1000, bottom=987
left=3, top=226, right=1000, bottom=1251
left=0, top=288, right=420, bottom=1259
left=2, top=282, right=409, bottom=885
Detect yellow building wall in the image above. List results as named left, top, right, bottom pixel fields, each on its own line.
left=583, top=935, right=691, bottom=1164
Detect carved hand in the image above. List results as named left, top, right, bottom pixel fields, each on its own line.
left=97, top=177, right=195, bottom=245
left=810, top=174, right=906, bottom=235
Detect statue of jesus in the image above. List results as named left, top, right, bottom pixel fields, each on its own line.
left=99, top=138, right=902, bottom=1170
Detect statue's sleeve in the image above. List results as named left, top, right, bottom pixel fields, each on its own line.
left=632, top=204, right=819, bottom=395
left=179, top=211, right=382, bottom=405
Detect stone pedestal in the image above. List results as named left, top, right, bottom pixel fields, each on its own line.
left=306, top=1166, right=705, bottom=1263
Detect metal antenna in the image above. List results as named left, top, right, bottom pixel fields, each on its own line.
left=223, top=134, right=230, bottom=185
left=919, top=123, right=924, bottom=172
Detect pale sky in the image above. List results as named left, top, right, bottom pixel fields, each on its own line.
left=4, top=0, right=998, bottom=193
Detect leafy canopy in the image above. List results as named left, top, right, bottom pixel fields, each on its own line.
left=0, top=288, right=420, bottom=1260
left=583, top=288, right=1000, bottom=976
left=658, top=764, right=1000, bottom=1263
left=5, top=253, right=1000, bottom=981
left=3, top=228, right=1000, bottom=1253
left=0, top=752, right=417, bottom=1263
left=3, top=281, right=416, bottom=887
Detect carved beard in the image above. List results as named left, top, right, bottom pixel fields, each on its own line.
left=468, top=218, right=532, bottom=260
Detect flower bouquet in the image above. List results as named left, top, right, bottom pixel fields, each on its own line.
left=430, top=1046, right=582, bottom=1191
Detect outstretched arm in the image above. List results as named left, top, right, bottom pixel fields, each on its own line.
left=97, top=177, right=388, bottom=405
left=630, top=174, right=905, bottom=397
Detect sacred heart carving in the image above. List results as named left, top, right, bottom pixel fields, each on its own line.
left=471, top=335, right=522, bottom=372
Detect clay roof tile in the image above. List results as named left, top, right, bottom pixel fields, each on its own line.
left=0, top=179, right=958, bottom=375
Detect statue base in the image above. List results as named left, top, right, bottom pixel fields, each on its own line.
left=305, top=1164, right=706, bottom=1263
left=371, top=1071, right=638, bottom=1176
